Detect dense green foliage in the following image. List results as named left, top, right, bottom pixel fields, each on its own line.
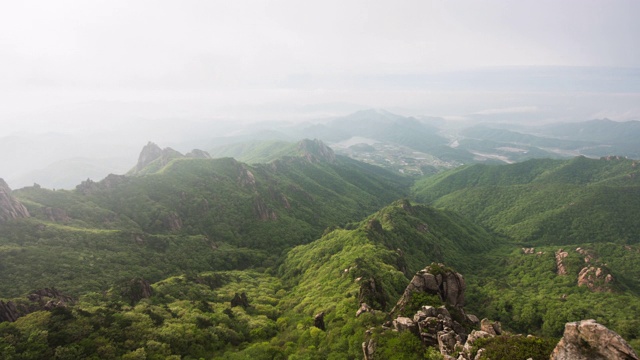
left=471, top=335, right=557, bottom=360
left=413, top=156, right=640, bottom=245
left=1, top=153, right=409, bottom=297
left=0, top=200, right=501, bottom=359
left=3, top=151, right=640, bottom=358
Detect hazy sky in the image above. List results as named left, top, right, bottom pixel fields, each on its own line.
left=2, top=0, right=640, bottom=134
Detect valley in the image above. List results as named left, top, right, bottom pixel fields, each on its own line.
left=1, top=128, right=640, bottom=358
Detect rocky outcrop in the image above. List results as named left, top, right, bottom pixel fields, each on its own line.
left=297, top=139, right=336, bottom=163
left=363, top=264, right=487, bottom=359
left=230, top=292, right=249, bottom=308
left=163, top=211, right=183, bottom=231
left=0, top=301, right=20, bottom=322
left=577, top=266, right=614, bottom=292
left=253, top=197, right=277, bottom=221
left=135, top=142, right=164, bottom=172
left=76, top=174, right=128, bottom=195
left=392, top=263, right=466, bottom=315
left=131, top=142, right=210, bottom=175
left=358, top=277, right=387, bottom=310
left=121, top=278, right=153, bottom=305
left=0, top=288, right=74, bottom=323
left=550, top=319, right=639, bottom=360
left=356, top=303, right=373, bottom=317
left=555, top=249, right=569, bottom=275
left=0, top=178, right=30, bottom=222
left=480, top=318, right=502, bottom=336
left=185, top=149, right=211, bottom=159
left=43, top=207, right=70, bottom=223
left=314, top=311, right=326, bottom=331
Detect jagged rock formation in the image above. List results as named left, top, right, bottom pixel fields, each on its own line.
left=392, top=263, right=466, bottom=315
left=253, top=197, right=277, bottom=221
left=555, top=249, right=569, bottom=275
left=0, top=288, right=74, bottom=323
left=76, top=174, right=128, bottom=195
left=185, top=149, right=211, bottom=159
left=230, top=292, right=249, bottom=308
left=297, top=139, right=336, bottom=163
left=130, top=141, right=212, bottom=175
left=364, top=264, right=485, bottom=359
left=0, top=301, right=20, bottom=322
left=550, top=319, right=639, bottom=360
left=121, top=278, right=153, bottom=305
left=43, top=207, right=70, bottom=223
left=314, top=311, right=326, bottom=331
left=0, top=178, right=30, bottom=222
left=577, top=266, right=614, bottom=292
left=163, top=211, right=183, bottom=231
left=480, top=318, right=502, bottom=336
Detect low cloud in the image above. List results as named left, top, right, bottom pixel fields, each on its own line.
left=473, top=106, right=539, bottom=115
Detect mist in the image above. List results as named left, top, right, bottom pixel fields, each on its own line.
left=2, top=0, right=639, bottom=189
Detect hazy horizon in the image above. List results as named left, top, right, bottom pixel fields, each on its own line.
left=2, top=0, right=640, bottom=188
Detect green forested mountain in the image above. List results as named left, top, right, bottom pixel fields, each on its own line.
left=411, top=155, right=640, bottom=352
left=0, top=199, right=501, bottom=359
left=413, top=156, right=640, bottom=245
left=0, top=140, right=410, bottom=297
left=2, top=143, right=640, bottom=359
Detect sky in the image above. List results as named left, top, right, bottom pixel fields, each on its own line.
left=2, top=0, right=640, bottom=131
left=1, top=0, right=640, bottom=188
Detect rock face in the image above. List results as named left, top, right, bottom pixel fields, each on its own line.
left=555, top=249, right=569, bottom=275
left=392, top=263, right=466, bottom=315
left=550, top=319, right=639, bottom=360
left=131, top=142, right=211, bottom=174
left=121, top=278, right=153, bottom=305
left=577, top=266, right=614, bottom=292
left=314, top=311, right=326, bottom=331
left=135, top=141, right=164, bottom=172
left=297, top=139, right=336, bottom=163
left=363, top=264, right=487, bottom=359
left=230, top=292, right=249, bottom=308
left=0, top=178, right=30, bottom=222
left=0, top=288, right=74, bottom=323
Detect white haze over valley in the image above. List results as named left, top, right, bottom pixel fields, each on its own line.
left=1, top=0, right=640, bottom=188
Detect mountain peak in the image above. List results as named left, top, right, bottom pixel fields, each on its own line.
left=130, top=142, right=212, bottom=175
left=134, top=142, right=164, bottom=173
left=296, top=139, right=336, bottom=163
left=0, top=178, right=30, bottom=222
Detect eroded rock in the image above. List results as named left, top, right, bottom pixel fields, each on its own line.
left=0, top=178, right=30, bottom=222
left=550, top=319, right=639, bottom=360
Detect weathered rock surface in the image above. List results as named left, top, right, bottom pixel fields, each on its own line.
left=185, top=149, right=211, bottom=159
left=356, top=303, right=373, bottom=317
left=392, top=263, right=466, bottom=315
left=555, top=249, right=569, bottom=275
left=163, top=211, right=183, bottom=231
left=230, top=292, right=249, bottom=308
left=314, top=311, right=326, bottom=331
left=550, top=319, right=639, bottom=360
left=0, top=288, right=74, bottom=323
left=480, top=318, right=502, bottom=336
left=577, top=266, right=614, bottom=292
left=0, top=178, right=30, bottom=222
left=131, top=142, right=212, bottom=174
left=135, top=141, right=164, bottom=172
left=297, top=139, right=336, bottom=163
left=121, top=278, right=153, bottom=305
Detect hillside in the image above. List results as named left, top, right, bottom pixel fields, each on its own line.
left=0, top=200, right=505, bottom=359
left=2, top=142, right=640, bottom=358
left=413, top=156, right=640, bottom=245
left=0, top=140, right=410, bottom=297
